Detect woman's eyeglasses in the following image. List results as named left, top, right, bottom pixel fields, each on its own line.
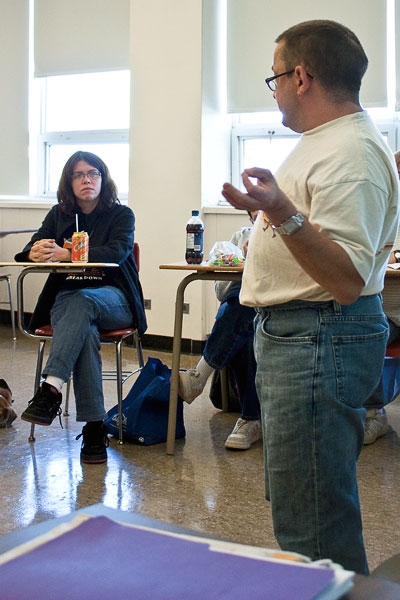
left=72, top=170, right=102, bottom=181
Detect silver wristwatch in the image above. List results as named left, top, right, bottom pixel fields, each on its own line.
left=273, top=212, right=305, bottom=235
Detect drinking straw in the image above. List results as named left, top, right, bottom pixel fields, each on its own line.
left=76, top=214, right=79, bottom=232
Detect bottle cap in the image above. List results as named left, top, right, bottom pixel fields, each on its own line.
left=192, top=210, right=199, bottom=216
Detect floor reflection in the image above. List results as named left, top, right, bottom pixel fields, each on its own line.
left=1, top=325, right=400, bottom=572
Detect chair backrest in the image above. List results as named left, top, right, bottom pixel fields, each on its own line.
left=133, top=242, right=140, bottom=271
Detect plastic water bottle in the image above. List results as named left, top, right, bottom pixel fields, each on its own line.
left=185, top=210, right=204, bottom=264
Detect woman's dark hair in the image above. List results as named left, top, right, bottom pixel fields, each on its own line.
left=276, top=20, right=368, bottom=104
left=57, top=150, right=120, bottom=215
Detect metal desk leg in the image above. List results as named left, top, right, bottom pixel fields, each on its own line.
left=165, top=270, right=242, bottom=455
left=166, top=273, right=199, bottom=455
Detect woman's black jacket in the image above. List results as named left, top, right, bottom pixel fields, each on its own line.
left=14, top=203, right=147, bottom=336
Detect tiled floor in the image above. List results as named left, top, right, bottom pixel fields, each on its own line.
left=1, top=323, right=400, bottom=573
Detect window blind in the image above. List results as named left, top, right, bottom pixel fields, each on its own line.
left=34, top=0, right=130, bottom=77
left=227, top=0, right=387, bottom=113
left=0, top=0, right=29, bottom=193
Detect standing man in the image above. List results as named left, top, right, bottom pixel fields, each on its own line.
left=222, top=20, right=399, bottom=574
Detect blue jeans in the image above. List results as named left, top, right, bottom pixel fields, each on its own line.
left=364, top=317, right=400, bottom=409
left=44, top=286, right=133, bottom=422
left=254, top=295, right=388, bottom=575
left=204, top=296, right=259, bottom=419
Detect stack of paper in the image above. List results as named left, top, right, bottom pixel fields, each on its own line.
left=0, top=515, right=353, bottom=600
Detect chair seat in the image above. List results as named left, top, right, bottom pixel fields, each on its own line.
left=99, top=328, right=137, bottom=341
left=34, top=325, right=53, bottom=337
left=34, top=325, right=136, bottom=340
left=385, top=342, right=400, bottom=358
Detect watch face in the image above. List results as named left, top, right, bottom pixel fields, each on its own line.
left=279, top=213, right=304, bottom=235
left=284, top=220, right=301, bottom=234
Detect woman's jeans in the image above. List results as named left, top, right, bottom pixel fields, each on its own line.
left=203, top=296, right=259, bottom=420
left=44, top=286, right=133, bottom=422
left=254, top=295, right=388, bottom=575
left=364, top=317, right=400, bottom=409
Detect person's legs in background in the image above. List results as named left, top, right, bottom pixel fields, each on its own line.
left=224, top=335, right=261, bottom=449
left=178, top=296, right=261, bottom=449
left=364, top=319, right=400, bottom=444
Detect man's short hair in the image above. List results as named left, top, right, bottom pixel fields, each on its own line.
left=276, top=20, right=368, bottom=103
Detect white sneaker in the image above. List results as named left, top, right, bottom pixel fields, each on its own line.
left=178, top=369, right=204, bottom=404
left=364, top=408, right=391, bottom=445
left=225, top=418, right=261, bottom=450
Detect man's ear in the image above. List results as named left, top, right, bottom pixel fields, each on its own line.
left=294, top=65, right=312, bottom=95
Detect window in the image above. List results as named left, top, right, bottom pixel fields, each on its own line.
left=236, top=133, right=300, bottom=178
left=32, top=70, right=130, bottom=196
left=230, top=113, right=300, bottom=193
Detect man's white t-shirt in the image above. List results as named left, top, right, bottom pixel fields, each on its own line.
left=240, top=112, right=399, bottom=308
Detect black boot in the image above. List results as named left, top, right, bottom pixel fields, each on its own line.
left=76, top=421, right=109, bottom=464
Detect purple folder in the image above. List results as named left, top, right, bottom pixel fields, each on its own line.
left=0, top=516, right=343, bottom=600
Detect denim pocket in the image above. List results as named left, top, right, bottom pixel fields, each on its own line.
left=258, top=308, right=318, bottom=342
left=331, top=325, right=388, bottom=408
left=255, top=310, right=318, bottom=394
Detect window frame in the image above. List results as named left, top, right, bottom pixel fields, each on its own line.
left=231, top=123, right=300, bottom=189
left=30, top=73, right=130, bottom=199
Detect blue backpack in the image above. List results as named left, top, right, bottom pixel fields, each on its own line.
left=105, top=357, right=185, bottom=445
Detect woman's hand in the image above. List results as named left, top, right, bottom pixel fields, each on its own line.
left=28, top=239, right=70, bottom=263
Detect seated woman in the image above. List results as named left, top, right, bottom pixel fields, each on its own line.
left=179, top=214, right=261, bottom=450
left=15, top=151, right=147, bottom=464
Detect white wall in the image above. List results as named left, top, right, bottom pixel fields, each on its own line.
left=129, top=0, right=235, bottom=342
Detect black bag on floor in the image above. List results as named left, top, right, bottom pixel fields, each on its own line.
left=209, top=365, right=241, bottom=413
left=104, top=357, right=186, bottom=445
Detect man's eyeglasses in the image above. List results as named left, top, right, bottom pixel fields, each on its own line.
left=72, top=170, right=102, bottom=181
left=265, top=70, right=314, bottom=92
left=265, top=70, right=295, bottom=91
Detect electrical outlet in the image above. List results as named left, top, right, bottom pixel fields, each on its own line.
left=144, top=299, right=151, bottom=310
left=183, top=303, right=190, bottom=314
